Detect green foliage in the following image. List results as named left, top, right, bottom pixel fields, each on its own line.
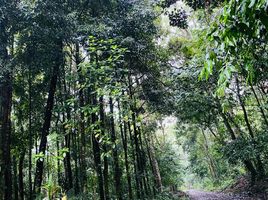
left=42, top=176, right=61, bottom=200
left=156, top=141, right=183, bottom=187
left=2, top=0, right=268, bottom=199
left=200, top=0, right=268, bottom=93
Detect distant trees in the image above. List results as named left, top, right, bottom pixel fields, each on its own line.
left=164, top=0, right=268, bottom=187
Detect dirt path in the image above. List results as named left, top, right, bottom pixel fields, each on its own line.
left=186, top=189, right=258, bottom=200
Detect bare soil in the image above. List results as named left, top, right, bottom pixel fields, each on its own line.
left=186, top=189, right=261, bottom=200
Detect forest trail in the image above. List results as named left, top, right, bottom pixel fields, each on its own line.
left=186, top=189, right=257, bottom=200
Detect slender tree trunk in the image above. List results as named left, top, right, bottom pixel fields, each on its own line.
left=56, top=136, right=61, bottom=186
left=145, top=135, right=162, bottom=193
left=201, top=129, right=218, bottom=181
left=63, top=73, right=74, bottom=192
left=100, top=96, right=110, bottom=199
left=76, top=42, right=87, bottom=191
left=28, top=65, right=33, bottom=200
left=250, top=84, right=268, bottom=126
left=92, top=93, right=105, bottom=200
left=13, top=156, right=19, bottom=200
left=138, top=127, right=150, bottom=196
left=235, top=76, right=265, bottom=177
left=235, top=76, right=254, bottom=138
left=222, top=111, right=257, bottom=182
left=0, top=14, right=12, bottom=200
left=217, top=100, right=258, bottom=183
left=109, top=97, right=123, bottom=200
left=0, top=73, right=13, bottom=200
left=47, top=145, right=50, bottom=181
left=128, top=120, right=141, bottom=199
left=128, top=74, right=143, bottom=198
left=0, top=22, right=13, bottom=199
left=73, top=128, right=80, bottom=195
left=19, top=150, right=25, bottom=200
left=34, top=41, right=62, bottom=193
left=118, top=100, right=133, bottom=199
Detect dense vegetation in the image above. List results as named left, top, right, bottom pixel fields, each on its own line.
left=0, top=0, right=268, bottom=199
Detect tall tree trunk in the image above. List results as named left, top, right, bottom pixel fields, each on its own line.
left=235, top=76, right=265, bottom=176
left=28, top=65, right=33, bottom=200
left=13, top=156, right=19, bottom=200
left=56, top=136, right=61, bottom=186
left=118, top=100, right=133, bottom=199
left=63, top=72, right=74, bottom=192
left=128, top=74, right=143, bottom=198
left=109, top=97, right=123, bottom=200
left=145, top=135, right=162, bottom=193
left=34, top=41, right=62, bottom=193
left=73, top=128, right=80, bottom=195
left=76, top=42, right=87, bottom=191
left=19, top=150, right=25, bottom=200
left=201, top=129, right=218, bottom=181
left=0, top=73, right=13, bottom=200
left=235, top=75, right=254, bottom=138
left=64, top=128, right=73, bottom=191
left=92, top=93, right=105, bottom=200
left=0, top=20, right=13, bottom=198
left=217, top=99, right=258, bottom=183
left=0, top=13, right=12, bottom=200
left=138, top=127, right=150, bottom=196
left=100, top=96, right=110, bottom=199
left=128, top=120, right=140, bottom=199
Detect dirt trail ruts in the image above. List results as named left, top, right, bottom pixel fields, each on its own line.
left=186, top=189, right=259, bottom=200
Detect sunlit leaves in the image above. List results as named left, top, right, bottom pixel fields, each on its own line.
left=80, top=36, right=128, bottom=96
left=199, top=0, right=268, bottom=97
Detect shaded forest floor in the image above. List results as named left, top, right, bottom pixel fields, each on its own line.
left=223, top=176, right=268, bottom=200
left=183, top=176, right=268, bottom=200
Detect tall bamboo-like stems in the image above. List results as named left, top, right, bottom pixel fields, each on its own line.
left=91, top=92, right=105, bottom=200
left=99, top=96, right=110, bottom=199
left=28, top=64, right=33, bottom=200
left=128, top=74, right=143, bottom=198
left=76, top=42, right=87, bottom=191
left=109, top=97, right=123, bottom=200
left=0, top=36, right=13, bottom=200
left=118, top=99, right=133, bottom=199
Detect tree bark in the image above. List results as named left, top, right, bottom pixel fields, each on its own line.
left=235, top=76, right=265, bottom=177
left=250, top=84, right=268, bottom=127
left=145, top=136, right=162, bottom=192
left=92, top=93, right=105, bottom=200
left=62, top=71, right=74, bottom=192
left=118, top=100, right=133, bottom=199
left=28, top=64, right=33, bottom=200
left=0, top=17, right=13, bottom=198
left=0, top=73, right=13, bottom=200
left=128, top=120, right=141, bottom=199
left=13, top=156, right=19, bottom=200
left=128, top=74, right=142, bottom=198
left=100, top=96, right=110, bottom=199
left=216, top=98, right=257, bottom=182
left=19, top=150, right=25, bottom=200
left=109, top=97, right=123, bottom=200
left=76, top=42, right=87, bottom=191
left=34, top=41, right=62, bottom=193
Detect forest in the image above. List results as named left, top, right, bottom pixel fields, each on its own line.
left=1, top=0, right=268, bottom=199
